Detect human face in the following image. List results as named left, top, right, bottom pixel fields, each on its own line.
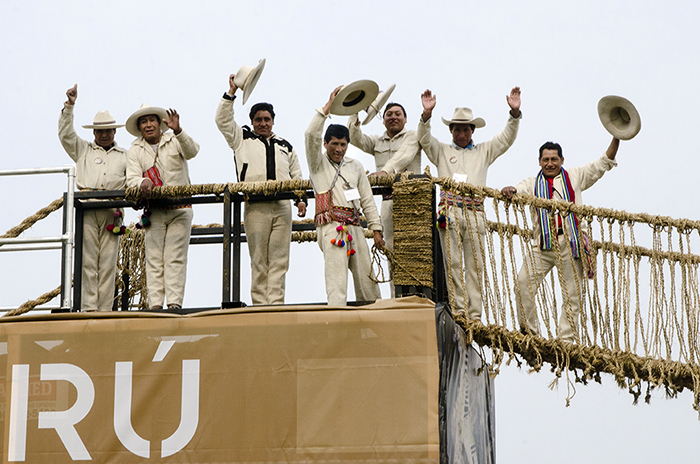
left=383, top=106, right=406, bottom=137
left=93, top=129, right=116, bottom=148
left=323, top=136, right=348, bottom=164
left=450, top=124, right=474, bottom=148
left=252, top=110, right=274, bottom=138
left=138, top=114, right=162, bottom=144
left=539, top=148, right=564, bottom=178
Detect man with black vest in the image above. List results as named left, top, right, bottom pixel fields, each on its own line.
left=215, top=73, right=306, bottom=305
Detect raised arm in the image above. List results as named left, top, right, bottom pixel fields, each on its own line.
left=506, top=86, right=521, bottom=119
left=417, top=89, right=442, bottom=166
left=58, top=84, right=88, bottom=161
left=606, top=136, right=620, bottom=160
left=305, top=86, right=342, bottom=174
left=167, top=109, right=199, bottom=160
left=214, top=74, right=245, bottom=151
left=347, top=114, right=377, bottom=154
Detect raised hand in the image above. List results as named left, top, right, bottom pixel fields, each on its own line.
left=228, top=74, right=237, bottom=96
left=421, top=89, right=436, bottom=121
left=506, top=86, right=521, bottom=117
left=166, top=108, right=182, bottom=135
left=322, top=85, right=344, bottom=116
left=66, top=84, right=78, bottom=105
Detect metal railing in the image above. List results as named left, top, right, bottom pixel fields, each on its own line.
left=0, top=166, right=76, bottom=311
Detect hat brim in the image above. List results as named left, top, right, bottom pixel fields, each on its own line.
left=362, top=84, right=396, bottom=125
left=82, top=123, right=125, bottom=130
left=237, top=58, right=266, bottom=105
left=330, top=80, right=379, bottom=116
left=598, top=95, right=641, bottom=140
left=125, top=106, right=169, bottom=137
left=441, top=117, right=486, bottom=129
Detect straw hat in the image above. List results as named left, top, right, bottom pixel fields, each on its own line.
left=125, top=104, right=169, bottom=137
left=441, top=108, right=486, bottom=128
left=597, top=96, right=641, bottom=140
left=362, top=83, right=396, bottom=125
left=329, top=80, right=379, bottom=116
left=234, top=59, right=266, bottom=105
left=81, top=110, right=124, bottom=130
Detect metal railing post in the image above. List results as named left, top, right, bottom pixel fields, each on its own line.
left=232, top=194, right=241, bottom=303
left=222, top=189, right=232, bottom=305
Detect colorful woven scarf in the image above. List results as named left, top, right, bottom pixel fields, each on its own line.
left=534, top=168, right=581, bottom=258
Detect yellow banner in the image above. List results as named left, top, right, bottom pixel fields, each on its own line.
left=0, top=297, right=439, bottom=463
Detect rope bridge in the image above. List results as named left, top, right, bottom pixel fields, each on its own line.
left=4, top=176, right=700, bottom=413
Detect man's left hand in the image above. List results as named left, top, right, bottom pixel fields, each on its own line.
left=507, top=86, right=521, bottom=118
left=373, top=230, right=385, bottom=249
left=297, top=202, right=307, bottom=217
left=166, top=108, right=182, bottom=135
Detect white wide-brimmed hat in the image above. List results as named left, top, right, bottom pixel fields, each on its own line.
left=362, top=83, right=396, bottom=125
left=125, top=104, right=169, bottom=137
left=81, top=110, right=124, bottom=130
left=597, top=95, right=641, bottom=140
left=329, top=80, right=379, bottom=116
left=234, top=58, right=266, bottom=105
left=441, top=107, right=486, bottom=128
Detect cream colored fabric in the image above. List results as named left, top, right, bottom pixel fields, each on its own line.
left=244, top=200, right=292, bottom=305
left=80, top=209, right=120, bottom=311
left=514, top=154, right=617, bottom=340
left=144, top=207, right=193, bottom=308
left=305, top=110, right=382, bottom=305
left=59, top=103, right=128, bottom=190
left=347, top=114, right=422, bottom=174
left=215, top=97, right=303, bottom=182
left=417, top=114, right=520, bottom=183
left=514, top=154, right=617, bottom=247
left=439, top=208, right=486, bottom=320
left=59, top=103, right=126, bottom=311
left=317, top=222, right=381, bottom=306
left=125, top=131, right=199, bottom=190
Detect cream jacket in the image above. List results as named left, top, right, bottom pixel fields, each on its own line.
left=58, top=103, right=127, bottom=190
left=215, top=97, right=303, bottom=183
left=126, top=130, right=199, bottom=189
left=305, top=110, right=382, bottom=232
left=515, top=154, right=617, bottom=247
left=347, top=114, right=421, bottom=174
left=418, top=114, right=521, bottom=186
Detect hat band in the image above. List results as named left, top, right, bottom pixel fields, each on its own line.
left=93, top=120, right=117, bottom=126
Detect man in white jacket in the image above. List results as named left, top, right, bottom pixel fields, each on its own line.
left=419, top=87, right=522, bottom=320
left=215, top=74, right=306, bottom=305
left=58, top=84, right=127, bottom=312
left=305, top=86, right=385, bottom=306
left=125, top=104, right=200, bottom=310
left=501, top=137, right=620, bottom=341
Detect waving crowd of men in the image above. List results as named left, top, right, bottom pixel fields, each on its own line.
left=60, top=67, right=636, bottom=342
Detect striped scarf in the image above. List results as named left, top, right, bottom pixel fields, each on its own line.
left=534, top=168, right=581, bottom=258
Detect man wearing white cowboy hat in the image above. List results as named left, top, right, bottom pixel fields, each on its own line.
left=215, top=72, right=306, bottom=306
left=418, top=86, right=522, bottom=320
left=58, top=84, right=127, bottom=312
left=501, top=137, right=621, bottom=342
left=305, top=86, right=385, bottom=306
left=347, top=99, right=422, bottom=298
left=125, top=103, right=200, bottom=310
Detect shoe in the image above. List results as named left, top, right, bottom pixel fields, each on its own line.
left=167, top=304, right=182, bottom=310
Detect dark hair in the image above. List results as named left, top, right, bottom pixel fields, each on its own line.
left=539, top=141, right=563, bottom=159
left=383, top=102, right=406, bottom=118
left=449, top=123, right=476, bottom=132
left=249, top=102, right=275, bottom=122
left=324, top=124, right=350, bottom=143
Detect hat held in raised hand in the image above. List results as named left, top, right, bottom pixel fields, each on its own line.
left=234, top=59, right=266, bottom=105
left=441, top=107, right=486, bottom=128
left=330, top=80, right=379, bottom=116
left=82, top=110, right=124, bottom=130
left=597, top=95, right=641, bottom=140
left=362, top=83, right=396, bottom=125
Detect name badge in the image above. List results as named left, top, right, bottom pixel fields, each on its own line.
left=94, top=157, right=103, bottom=165
left=344, top=188, right=361, bottom=201
left=452, top=173, right=468, bottom=183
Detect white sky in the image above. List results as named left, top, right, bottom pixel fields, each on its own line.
left=1, top=0, right=699, bottom=461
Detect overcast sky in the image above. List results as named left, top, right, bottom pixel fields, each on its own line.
left=1, top=1, right=699, bottom=461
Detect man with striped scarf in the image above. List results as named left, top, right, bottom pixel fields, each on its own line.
left=502, top=137, right=620, bottom=342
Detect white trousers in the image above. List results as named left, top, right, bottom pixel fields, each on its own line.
left=144, top=208, right=193, bottom=308
left=438, top=208, right=486, bottom=320
left=516, top=234, right=584, bottom=342
left=244, top=200, right=292, bottom=305
left=317, top=222, right=381, bottom=306
left=81, top=208, right=120, bottom=311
